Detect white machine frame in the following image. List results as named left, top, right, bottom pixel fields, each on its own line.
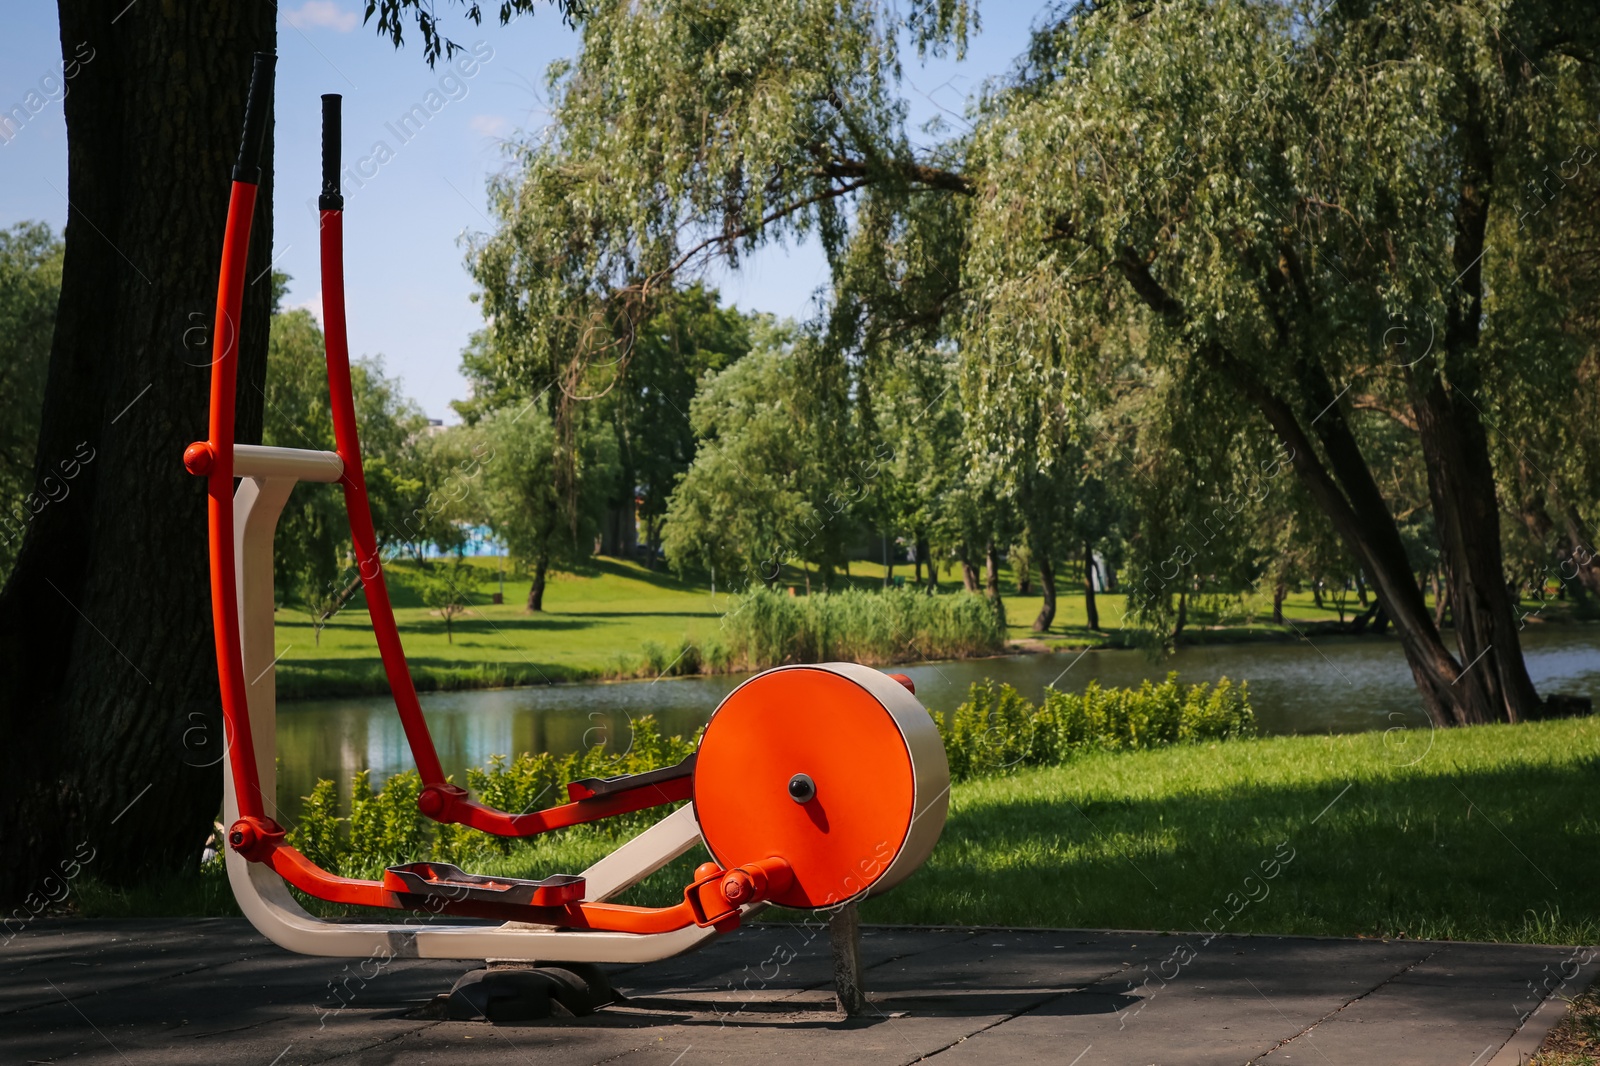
left=220, top=445, right=741, bottom=963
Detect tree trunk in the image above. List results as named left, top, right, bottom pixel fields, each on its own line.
left=984, top=538, right=1000, bottom=599
left=1394, top=110, right=1541, bottom=724
left=1272, top=581, right=1287, bottom=625
left=0, top=3, right=277, bottom=904
left=1171, top=588, right=1188, bottom=641
left=958, top=545, right=980, bottom=593
left=1032, top=555, right=1056, bottom=632
left=1083, top=540, right=1100, bottom=631
left=1412, top=371, right=1543, bottom=722
left=527, top=556, right=549, bottom=612
left=1357, top=571, right=1368, bottom=606
left=916, top=536, right=933, bottom=592
left=1433, top=570, right=1450, bottom=628
left=1242, top=357, right=1511, bottom=728
left=1561, top=506, right=1600, bottom=601
left=1312, top=580, right=1324, bottom=609
left=882, top=533, right=893, bottom=588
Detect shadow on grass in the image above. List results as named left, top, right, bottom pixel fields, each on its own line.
left=867, top=757, right=1600, bottom=944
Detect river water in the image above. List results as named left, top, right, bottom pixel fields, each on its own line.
left=275, top=624, right=1600, bottom=820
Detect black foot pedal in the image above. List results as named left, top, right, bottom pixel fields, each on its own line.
left=437, top=962, right=618, bottom=1022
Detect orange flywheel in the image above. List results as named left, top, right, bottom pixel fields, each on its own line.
left=692, top=663, right=950, bottom=910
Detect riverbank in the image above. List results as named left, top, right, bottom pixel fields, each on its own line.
left=73, top=716, right=1600, bottom=945
left=274, top=555, right=1591, bottom=699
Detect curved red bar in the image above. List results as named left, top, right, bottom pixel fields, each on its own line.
left=206, top=180, right=268, bottom=825
left=318, top=208, right=448, bottom=785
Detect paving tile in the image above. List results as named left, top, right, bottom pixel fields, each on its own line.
left=0, top=920, right=1577, bottom=1066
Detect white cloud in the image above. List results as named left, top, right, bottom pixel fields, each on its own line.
left=285, top=1, right=358, bottom=32
left=469, top=114, right=511, bottom=138
left=292, top=294, right=325, bottom=327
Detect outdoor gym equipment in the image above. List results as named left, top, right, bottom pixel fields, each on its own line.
left=187, top=53, right=949, bottom=968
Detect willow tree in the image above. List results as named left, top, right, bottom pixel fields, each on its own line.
left=466, top=0, right=1596, bottom=727
left=962, top=0, right=1598, bottom=726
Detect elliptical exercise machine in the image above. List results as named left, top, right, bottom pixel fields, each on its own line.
left=187, top=52, right=949, bottom=973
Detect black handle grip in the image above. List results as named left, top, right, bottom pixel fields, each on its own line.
left=233, top=52, right=276, bottom=184
left=320, top=94, right=344, bottom=210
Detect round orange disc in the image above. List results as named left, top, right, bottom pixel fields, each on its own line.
left=693, top=666, right=917, bottom=909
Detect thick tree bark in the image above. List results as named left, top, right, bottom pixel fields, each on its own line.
left=1032, top=555, right=1056, bottom=632
left=0, top=2, right=276, bottom=904
left=1412, top=374, right=1543, bottom=721
left=1082, top=540, right=1100, bottom=631
left=984, top=538, right=999, bottom=599
left=1272, top=581, right=1287, bottom=625
left=527, top=555, right=549, bottom=611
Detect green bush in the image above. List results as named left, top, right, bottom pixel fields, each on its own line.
left=939, top=672, right=1256, bottom=780
left=718, top=586, right=1006, bottom=670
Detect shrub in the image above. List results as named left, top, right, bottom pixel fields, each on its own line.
left=939, top=672, right=1256, bottom=780
left=718, top=586, right=1006, bottom=670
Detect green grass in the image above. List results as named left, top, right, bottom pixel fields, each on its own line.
left=277, top=553, right=1557, bottom=696
left=74, top=717, right=1600, bottom=944
left=862, top=716, right=1600, bottom=944
left=275, top=556, right=724, bottom=697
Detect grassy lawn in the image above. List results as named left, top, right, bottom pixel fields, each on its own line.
left=276, top=556, right=725, bottom=697
left=275, top=553, right=1535, bottom=696
left=76, top=717, right=1600, bottom=945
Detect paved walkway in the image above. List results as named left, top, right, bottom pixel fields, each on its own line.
left=1, top=919, right=1587, bottom=1064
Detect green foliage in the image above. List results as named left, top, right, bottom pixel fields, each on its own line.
left=286, top=715, right=699, bottom=876
left=662, top=321, right=885, bottom=589
left=939, top=673, right=1256, bottom=781
left=407, top=557, right=481, bottom=642
left=0, top=222, right=63, bottom=580
left=263, top=303, right=446, bottom=610
left=717, top=586, right=1005, bottom=669
left=479, top=399, right=618, bottom=595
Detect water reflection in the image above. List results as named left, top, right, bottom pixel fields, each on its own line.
left=274, top=624, right=1600, bottom=823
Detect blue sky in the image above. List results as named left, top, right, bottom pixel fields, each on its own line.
left=0, top=1, right=1042, bottom=420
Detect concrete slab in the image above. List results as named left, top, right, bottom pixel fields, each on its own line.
left=0, top=920, right=1583, bottom=1065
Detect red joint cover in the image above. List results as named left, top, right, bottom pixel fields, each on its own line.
left=183, top=441, right=215, bottom=476
left=228, top=816, right=286, bottom=863
left=417, top=783, right=469, bottom=820
left=888, top=672, right=915, bottom=695
left=720, top=856, right=795, bottom=906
